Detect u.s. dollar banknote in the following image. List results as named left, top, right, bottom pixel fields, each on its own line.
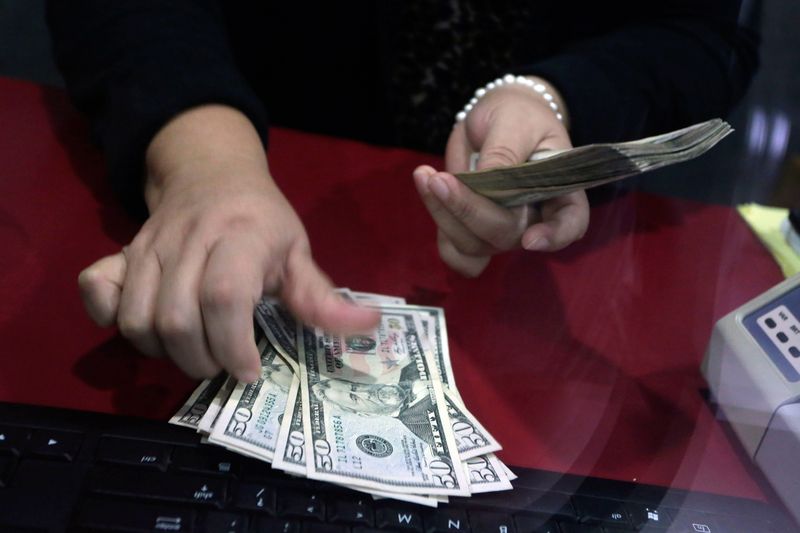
left=465, top=453, right=513, bottom=493
left=299, top=309, right=470, bottom=496
left=368, top=305, right=457, bottom=393
left=444, top=392, right=501, bottom=460
left=255, top=299, right=299, bottom=369
left=207, top=338, right=293, bottom=460
left=343, top=289, right=406, bottom=305
left=271, top=374, right=308, bottom=475
left=169, top=372, right=230, bottom=430
left=368, top=306, right=499, bottom=459
left=196, top=375, right=236, bottom=434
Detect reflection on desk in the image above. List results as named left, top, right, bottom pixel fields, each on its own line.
left=0, top=77, right=785, bottom=503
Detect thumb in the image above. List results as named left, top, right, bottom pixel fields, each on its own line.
left=280, top=247, right=379, bottom=334
left=78, top=251, right=127, bottom=327
left=474, top=115, right=538, bottom=171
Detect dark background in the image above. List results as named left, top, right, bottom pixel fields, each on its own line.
left=1, top=0, right=798, bottom=207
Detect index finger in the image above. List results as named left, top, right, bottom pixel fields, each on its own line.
left=200, top=238, right=263, bottom=383
left=425, top=170, right=530, bottom=250
left=280, top=245, right=380, bottom=334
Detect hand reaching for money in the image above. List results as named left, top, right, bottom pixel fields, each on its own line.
left=78, top=105, right=378, bottom=382
left=413, top=76, right=589, bottom=277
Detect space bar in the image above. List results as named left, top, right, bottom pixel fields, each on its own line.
left=87, top=465, right=227, bottom=506
left=76, top=498, right=195, bottom=532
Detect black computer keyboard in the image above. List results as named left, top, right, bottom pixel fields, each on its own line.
left=0, top=402, right=795, bottom=533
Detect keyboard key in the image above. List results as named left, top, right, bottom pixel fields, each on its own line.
left=301, top=525, right=349, bottom=533
left=252, top=517, right=300, bottom=533
left=239, top=456, right=290, bottom=481
left=0, top=426, right=28, bottom=455
left=624, top=503, right=671, bottom=529
left=468, top=511, right=516, bottom=533
left=571, top=496, right=630, bottom=527
left=558, top=524, right=603, bottom=533
left=75, top=498, right=194, bottom=532
left=0, top=455, right=14, bottom=487
left=376, top=505, right=424, bottom=532
left=88, top=466, right=226, bottom=506
left=96, top=436, right=170, bottom=470
left=233, top=483, right=277, bottom=514
left=666, top=510, right=722, bottom=532
left=425, top=508, right=469, bottom=532
left=28, top=430, right=82, bottom=461
left=524, top=491, right=577, bottom=522
left=467, top=488, right=576, bottom=522
left=713, top=512, right=781, bottom=533
left=276, top=489, right=325, bottom=521
left=327, top=496, right=374, bottom=526
left=172, top=446, right=240, bottom=476
left=11, top=458, right=75, bottom=490
left=203, top=511, right=248, bottom=533
left=514, top=514, right=560, bottom=533
left=0, top=459, right=81, bottom=531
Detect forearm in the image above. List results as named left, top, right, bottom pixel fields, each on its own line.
left=145, top=104, right=272, bottom=211
left=46, top=0, right=269, bottom=218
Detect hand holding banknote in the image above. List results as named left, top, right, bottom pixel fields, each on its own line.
left=413, top=76, right=590, bottom=277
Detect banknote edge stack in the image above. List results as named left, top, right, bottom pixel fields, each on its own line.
left=455, top=118, right=733, bottom=207
left=169, top=289, right=515, bottom=507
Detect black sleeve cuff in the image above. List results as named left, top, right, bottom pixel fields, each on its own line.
left=520, top=52, right=648, bottom=147
left=47, top=1, right=269, bottom=220
left=100, top=56, right=269, bottom=219
left=516, top=19, right=757, bottom=147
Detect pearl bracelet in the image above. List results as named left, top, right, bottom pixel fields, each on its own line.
left=455, top=73, right=564, bottom=124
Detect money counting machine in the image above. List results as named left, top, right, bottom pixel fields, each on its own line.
left=703, top=272, right=800, bottom=525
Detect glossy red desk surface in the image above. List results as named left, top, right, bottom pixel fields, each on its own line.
left=0, top=77, right=784, bottom=502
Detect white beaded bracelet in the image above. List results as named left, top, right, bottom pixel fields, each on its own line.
left=455, top=73, right=564, bottom=124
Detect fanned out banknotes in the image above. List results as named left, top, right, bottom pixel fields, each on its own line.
left=456, top=118, right=732, bottom=207
left=170, top=290, right=513, bottom=507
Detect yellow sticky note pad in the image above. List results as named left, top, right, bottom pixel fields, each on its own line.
left=738, top=203, right=800, bottom=278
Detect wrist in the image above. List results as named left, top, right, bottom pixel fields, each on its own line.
left=521, top=76, right=570, bottom=130
left=455, top=74, right=570, bottom=131
left=144, top=104, right=271, bottom=210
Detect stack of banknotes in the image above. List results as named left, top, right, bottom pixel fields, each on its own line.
left=170, top=290, right=512, bottom=507
left=457, top=118, right=733, bottom=207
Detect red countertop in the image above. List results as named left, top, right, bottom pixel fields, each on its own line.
left=0, top=77, right=784, bottom=502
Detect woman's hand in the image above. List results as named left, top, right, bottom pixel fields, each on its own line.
left=414, top=77, right=589, bottom=277
left=78, top=105, right=378, bottom=382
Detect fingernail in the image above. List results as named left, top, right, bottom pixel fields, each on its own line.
left=414, top=165, right=435, bottom=177
left=524, top=236, right=549, bottom=251
left=430, top=175, right=450, bottom=201
left=240, top=368, right=261, bottom=383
